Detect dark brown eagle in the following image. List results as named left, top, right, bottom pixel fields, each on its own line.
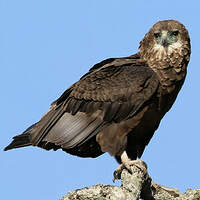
left=5, top=20, right=191, bottom=173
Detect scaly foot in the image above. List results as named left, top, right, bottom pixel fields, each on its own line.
left=113, top=151, right=147, bottom=182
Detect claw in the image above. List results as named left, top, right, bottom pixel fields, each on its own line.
left=113, top=164, right=125, bottom=182
left=113, top=151, right=147, bottom=182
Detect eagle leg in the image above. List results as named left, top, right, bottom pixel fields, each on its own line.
left=113, top=151, right=147, bottom=182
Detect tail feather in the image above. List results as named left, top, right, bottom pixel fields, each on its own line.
left=4, top=123, right=37, bottom=151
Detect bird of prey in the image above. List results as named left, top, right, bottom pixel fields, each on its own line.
left=5, top=20, right=191, bottom=174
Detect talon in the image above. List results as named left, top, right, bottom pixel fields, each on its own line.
left=113, top=171, right=120, bottom=182
left=113, top=164, right=125, bottom=182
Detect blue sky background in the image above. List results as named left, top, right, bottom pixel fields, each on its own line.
left=1, top=1, right=200, bottom=199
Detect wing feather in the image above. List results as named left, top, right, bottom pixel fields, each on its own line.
left=29, top=53, right=159, bottom=154
left=43, top=112, right=103, bottom=148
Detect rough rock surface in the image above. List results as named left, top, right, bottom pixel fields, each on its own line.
left=61, top=161, right=200, bottom=200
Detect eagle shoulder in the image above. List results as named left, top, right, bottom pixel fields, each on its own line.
left=62, top=54, right=160, bottom=122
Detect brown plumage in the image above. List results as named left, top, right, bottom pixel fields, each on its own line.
left=5, top=20, right=191, bottom=166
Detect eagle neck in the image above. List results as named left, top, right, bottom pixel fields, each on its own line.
left=140, top=43, right=190, bottom=93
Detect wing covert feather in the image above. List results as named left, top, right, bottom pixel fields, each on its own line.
left=65, top=59, right=159, bottom=122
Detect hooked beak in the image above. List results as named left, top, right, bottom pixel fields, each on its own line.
left=160, top=38, right=169, bottom=47
left=159, top=31, right=170, bottom=48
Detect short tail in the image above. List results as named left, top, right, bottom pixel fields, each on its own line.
left=4, top=123, right=37, bottom=151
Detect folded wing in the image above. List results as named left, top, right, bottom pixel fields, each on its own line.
left=6, top=54, right=160, bottom=158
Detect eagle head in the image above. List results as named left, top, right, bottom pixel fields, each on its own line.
left=139, top=20, right=191, bottom=68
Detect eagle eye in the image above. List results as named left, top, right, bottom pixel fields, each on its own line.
left=171, top=31, right=179, bottom=36
left=154, top=32, right=161, bottom=38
